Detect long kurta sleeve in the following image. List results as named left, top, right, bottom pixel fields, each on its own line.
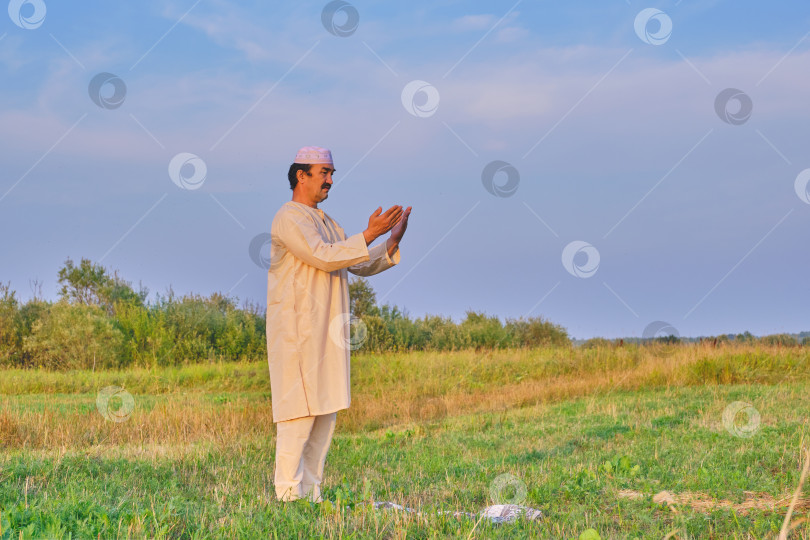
left=273, top=207, right=371, bottom=273
left=348, top=242, right=400, bottom=276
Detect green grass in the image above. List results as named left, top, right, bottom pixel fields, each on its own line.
left=1, top=348, right=810, bottom=538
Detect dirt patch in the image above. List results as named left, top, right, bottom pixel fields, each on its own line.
left=618, top=488, right=808, bottom=515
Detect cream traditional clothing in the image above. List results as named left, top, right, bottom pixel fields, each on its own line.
left=266, top=201, right=400, bottom=423
left=274, top=412, right=337, bottom=502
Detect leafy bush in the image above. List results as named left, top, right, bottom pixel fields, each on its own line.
left=760, top=333, right=799, bottom=347
left=22, top=302, right=125, bottom=370
left=353, top=291, right=571, bottom=353
left=0, top=283, right=23, bottom=366
left=113, top=301, right=174, bottom=367
left=460, top=311, right=507, bottom=349
left=506, top=316, right=570, bottom=347
left=357, top=315, right=393, bottom=352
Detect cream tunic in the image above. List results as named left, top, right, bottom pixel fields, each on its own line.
left=266, top=201, right=400, bottom=422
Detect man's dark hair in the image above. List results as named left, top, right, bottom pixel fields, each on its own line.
left=288, top=163, right=312, bottom=191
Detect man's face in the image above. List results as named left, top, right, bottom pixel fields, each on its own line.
left=298, top=163, right=335, bottom=205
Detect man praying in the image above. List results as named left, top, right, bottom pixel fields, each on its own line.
left=266, top=146, right=411, bottom=502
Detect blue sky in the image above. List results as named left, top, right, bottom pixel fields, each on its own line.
left=1, top=0, right=809, bottom=339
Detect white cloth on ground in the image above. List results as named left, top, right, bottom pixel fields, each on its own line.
left=371, top=501, right=543, bottom=525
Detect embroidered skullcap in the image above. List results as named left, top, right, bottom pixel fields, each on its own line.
left=294, top=146, right=333, bottom=165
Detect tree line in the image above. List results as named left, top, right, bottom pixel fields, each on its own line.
left=0, top=258, right=571, bottom=370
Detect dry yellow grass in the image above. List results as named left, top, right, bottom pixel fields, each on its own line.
left=0, top=343, right=806, bottom=452
left=617, top=488, right=810, bottom=515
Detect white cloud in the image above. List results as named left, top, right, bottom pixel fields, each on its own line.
left=495, top=26, right=529, bottom=43
left=451, top=14, right=496, bottom=31
left=4, top=32, right=810, bottom=200
left=167, top=0, right=314, bottom=64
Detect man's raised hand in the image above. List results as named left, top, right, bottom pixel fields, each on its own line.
left=363, top=206, right=403, bottom=245
left=389, top=206, right=411, bottom=245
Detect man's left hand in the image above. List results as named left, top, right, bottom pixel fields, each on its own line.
left=390, top=206, right=411, bottom=244
left=386, top=206, right=411, bottom=257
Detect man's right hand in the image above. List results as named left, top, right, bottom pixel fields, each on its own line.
left=363, top=206, right=403, bottom=245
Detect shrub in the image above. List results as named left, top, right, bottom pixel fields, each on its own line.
left=0, top=283, right=22, bottom=366
left=113, top=301, right=173, bottom=367
left=460, top=311, right=507, bottom=349
left=357, top=315, right=393, bottom=352
left=760, top=333, right=799, bottom=347
left=22, top=302, right=125, bottom=370
left=506, top=316, right=570, bottom=348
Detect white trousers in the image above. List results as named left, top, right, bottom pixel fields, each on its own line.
left=273, top=412, right=337, bottom=502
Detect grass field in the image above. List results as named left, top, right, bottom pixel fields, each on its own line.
left=1, top=344, right=810, bottom=538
